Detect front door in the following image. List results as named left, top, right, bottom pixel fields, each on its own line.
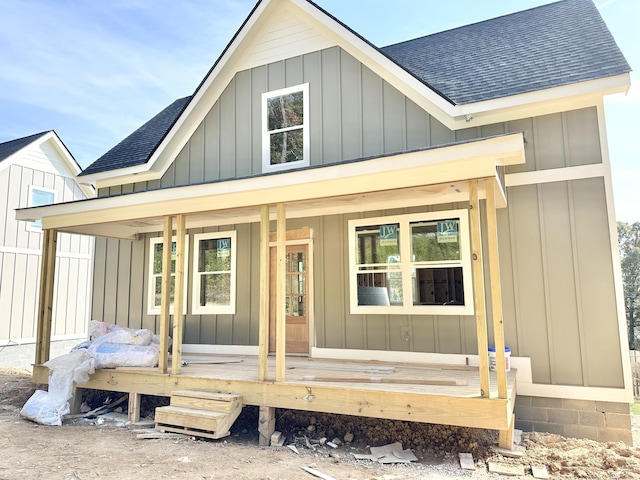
left=269, top=244, right=309, bottom=354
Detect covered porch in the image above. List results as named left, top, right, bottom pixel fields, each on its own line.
left=20, top=133, right=525, bottom=449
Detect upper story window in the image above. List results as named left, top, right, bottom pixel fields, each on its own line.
left=262, top=83, right=309, bottom=173
left=27, top=186, right=56, bottom=231
left=348, top=210, right=474, bottom=316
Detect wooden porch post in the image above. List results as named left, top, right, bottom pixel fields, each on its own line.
left=258, top=205, right=270, bottom=381
left=275, top=203, right=286, bottom=382
left=485, top=179, right=508, bottom=399
left=171, top=214, right=186, bottom=375
left=35, top=228, right=57, bottom=365
left=469, top=181, right=490, bottom=398
left=159, top=215, right=173, bottom=373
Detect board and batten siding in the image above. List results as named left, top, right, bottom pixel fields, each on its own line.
left=0, top=162, right=93, bottom=344
left=500, top=177, right=622, bottom=388
left=90, top=42, right=620, bottom=388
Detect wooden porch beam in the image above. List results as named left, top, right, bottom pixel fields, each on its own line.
left=35, top=228, right=57, bottom=365
left=159, top=215, right=173, bottom=373
left=275, top=203, right=286, bottom=382
left=259, top=205, right=270, bottom=381
left=486, top=178, right=508, bottom=399
left=469, top=181, right=490, bottom=398
left=171, top=214, right=186, bottom=375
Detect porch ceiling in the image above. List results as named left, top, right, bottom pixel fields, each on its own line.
left=16, top=133, right=525, bottom=240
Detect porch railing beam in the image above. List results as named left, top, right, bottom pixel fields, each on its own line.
left=259, top=205, right=270, bottom=381
left=469, top=180, right=491, bottom=397
left=35, top=228, right=57, bottom=365
left=486, top=178, right=508, bottom=399
left=275, top=203, right=286, bottom=382
left=171, top=214, right=186, bottom=375
left=159, top=215, right=173, bottom=373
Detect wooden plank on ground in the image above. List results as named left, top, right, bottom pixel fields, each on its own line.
left=488, top=461, right=525, bottom=476
left=459, top=453, right=475, bottom=470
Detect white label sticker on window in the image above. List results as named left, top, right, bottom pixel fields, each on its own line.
left=379, top=224, right=398, bottom=246
left=437, top=220, right=458, bottom=243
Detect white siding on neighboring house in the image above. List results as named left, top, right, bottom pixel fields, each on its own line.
left=0, top=134, right=94, bottom=370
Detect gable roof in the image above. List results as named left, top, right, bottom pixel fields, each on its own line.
left=0, top=131, right=50, bottom=163
left=380, top=0, right=630, bottom=105
left=80, top=0, right=630, bottom=184
left=0, top=130, right=94, bottom=197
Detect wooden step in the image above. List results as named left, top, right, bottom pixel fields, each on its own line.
left=155, top=405, right=242, bottom=439
left=169, top=390, right=241, bottom=413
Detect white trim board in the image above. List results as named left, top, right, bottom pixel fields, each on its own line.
left=505, top=163, right=608, bottom=188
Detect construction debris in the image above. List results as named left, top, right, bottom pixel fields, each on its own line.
left=355, top=442, right=418, bottom=464
left=488, top=461, right=526, bottom=476
left=531, top=465, right=550, bottom=479
left=458, top=452, right=475, bottom=470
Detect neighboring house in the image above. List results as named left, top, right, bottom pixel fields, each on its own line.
left=19, top=0, right=633, bottom=444
left=0, top=131, right=94, bottom=371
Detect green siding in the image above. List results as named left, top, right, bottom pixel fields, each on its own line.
left=89, top=46, right=624, bottom=390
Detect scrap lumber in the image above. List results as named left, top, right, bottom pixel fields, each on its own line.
left=459, top=452, right=475, bottom=470
left=64, top=394, right=128, bottom=420
left=488, top=461, right=526, bottom=476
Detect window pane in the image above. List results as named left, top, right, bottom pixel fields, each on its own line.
left=199, top=273, right=231, bottom=307
left=292, top=296, right=305, bottom=316
left=411, top=220, right=460, bottom=262
left=153, top=244, right=163, bottom=275
left=267, top=92, right=303, bottom=131
left=198, top=238, right=232, bottom=272
left=154, top=276, right=176, bottom=307
left=31, top=189, right=55, bottom=207
left=270, top=129, right=304, bottom=165
left=291, top=274, right=305, bottom=294
left=356, top=224, right=401, bottom=265
left=356, top=272, right=402, bottom=305
left=414, top=267, right=464, bottom=306
left=153, top=242, right=179, bottom=274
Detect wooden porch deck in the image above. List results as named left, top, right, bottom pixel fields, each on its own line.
left=36, top=355, right=517, bottom=436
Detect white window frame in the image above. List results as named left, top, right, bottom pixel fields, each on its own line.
left=348, top=209, right=474, bottom=316
left=26, top=185, right=56, bottom=232
left=261, top=83, right=310, bottom=173
left=147, top=236, right=189, bottom=315
left=192, top=231, right=237, bottom=315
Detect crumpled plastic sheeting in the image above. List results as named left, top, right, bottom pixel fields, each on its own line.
left=20, top=349, right=95, bottom=426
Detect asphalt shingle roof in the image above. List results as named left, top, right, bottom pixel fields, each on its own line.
left=381, top=0, right=631, bottom=105
left=83, top=0, right=630, bottom=175
left=0, top=131, right=50, bottom=163
left=80, top=96, right=191, bottom=176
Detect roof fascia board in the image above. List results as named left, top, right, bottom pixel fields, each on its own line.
left=454, top=73, right=631, bottom=128
left=16, top=133, right=524, bottom=229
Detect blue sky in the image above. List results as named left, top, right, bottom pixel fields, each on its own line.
left=1, top=0, right=637, bottom=221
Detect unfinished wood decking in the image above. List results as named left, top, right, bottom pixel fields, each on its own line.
left=34, top=354, right=516, bottom=435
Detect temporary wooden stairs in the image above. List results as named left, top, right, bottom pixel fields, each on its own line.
left=154, top=390, right=243, bottom=439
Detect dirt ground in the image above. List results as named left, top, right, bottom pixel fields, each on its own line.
left=2, top=369, right=640, bottom=480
